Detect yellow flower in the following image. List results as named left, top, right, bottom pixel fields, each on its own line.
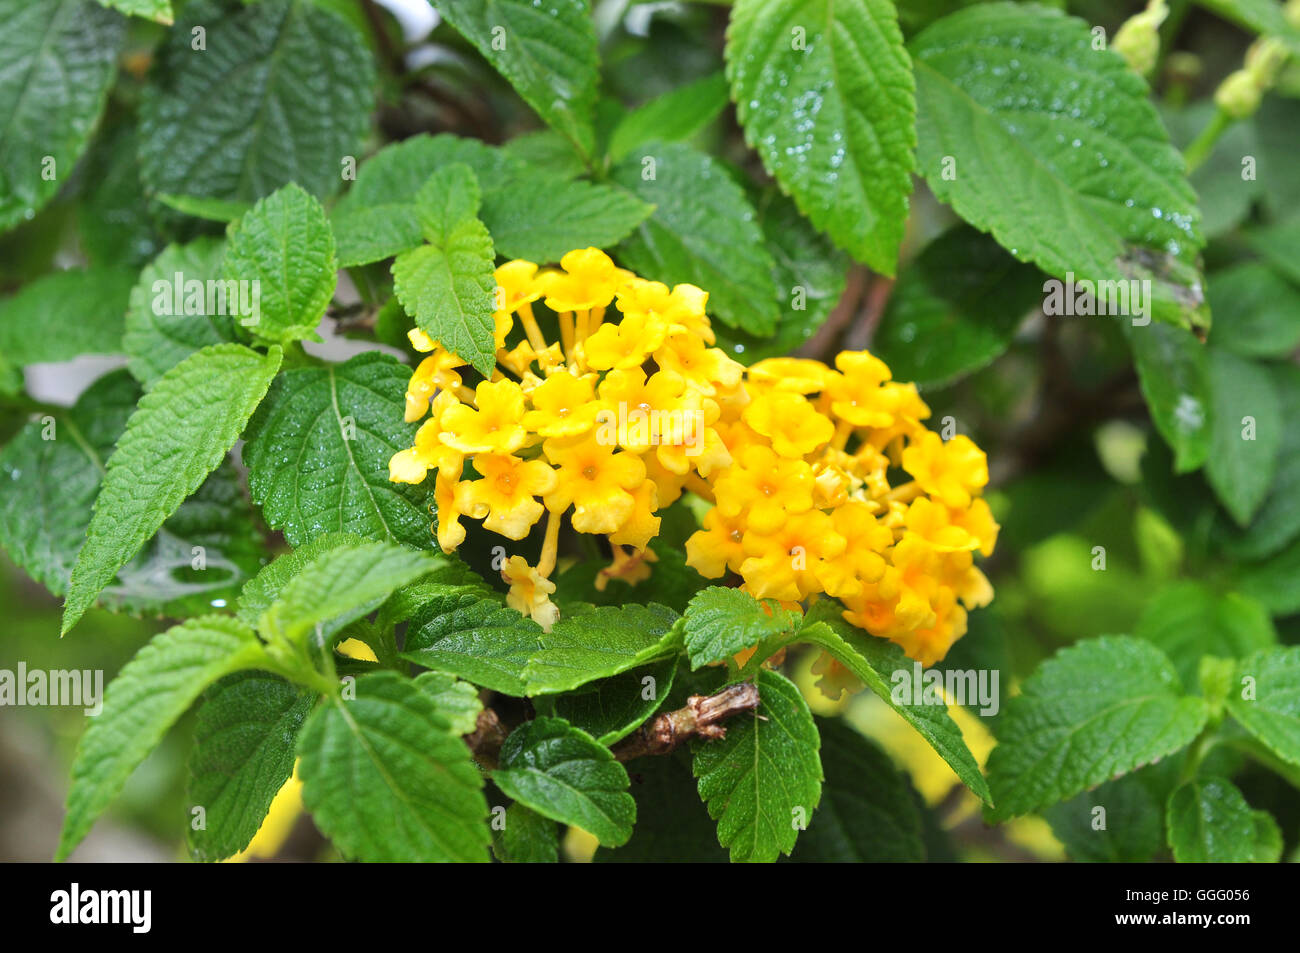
left=684, top=507, right=748, bottom=578
left=816, top=501, right=891, bottom=599
left=583, top=310, right=668, bottom=370
left=434, top=466, right=469, bottom=553
left=653, top=333, right=742, bottom=396
left=712, top=444, right=814, bottom=534
left=494, top=259, right=543, bottom=311
left=502, top=555, right=560, bottom=631
left=810, top=652, right=864, bottom=701
left=739, top=509, right=846, bottom=601
left=952, top=497, right=1000, bottom=557
left=742, top=390, right=835, bottom=458
left=825, top=350, right=895, bottom=428
left=440, top=379, right=528, bottom=454
left=616, top=278, right=714, bottom=343
left=595, top=545, right=657, bottom=591
left=748, top=357, right=832, bottom=395
left=540, top=248, right=632, bottom=312
left=596, top=367, right=697, bottom=453
left=460, top=453, right=557, bottom=540
left=499, top=339, right=564, bottom=378
left=405, top=348, right=465, bottom=422
left=904, top=496, right=981, bottom=552
left=542, top=433, right=647, bottom=534
left=608, top=480, right=661, bottom=551
left=901, top=432, right=988, bottom=508
left=389, top=391, right=463, bottom=483
left=522, top=370, right=605, bottom=437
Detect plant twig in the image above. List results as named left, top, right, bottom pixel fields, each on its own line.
left=610, top=682, right=761, bottom=762
left=466, top=707, right=509, bottom=770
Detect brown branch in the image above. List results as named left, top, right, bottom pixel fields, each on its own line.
left=465, top=707, right=508, bottom=770
left=610, top=682, right=761, bottom=762
left=462, top=683, right=760, bottom=769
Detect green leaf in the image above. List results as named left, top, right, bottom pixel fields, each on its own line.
left=1254, top=97, right=1300, bottom=218
left=479, top=174, right=654, bottom=264
left=682, top=586, right=799, bottom=670
left=333, top=133, right=646, bottom=266
left=1166, top=777, right=1259, bottom=863
left=502, top=129, right=587, bottom=179
left=524, top=603, right=683, bottom=695
left=1044, top=763, right=1174, bottom=863
left=259, top=540, right=433, bottom=646
left=102, top=460, right=264, bottom=618
left=436, top=0, right=599, bottom=157
left=57, top=616, right=267, bottom=860
left=330, top=206, right=425, bottom=269
left=235, top=532, right=369, bottom=626
left=0, top=0, right=124, bottom=232
left=297, top=671, right=490, bottom=862
left=1207, top=262, right=1300, bottom=360
left=1134, top=582, right=1276, bottom=689
left=1233, top=535, right=1300, bottom=617
left=789, top=718, right=925, bottom=862
left=412, top=671, right=483, bottom=736
left=333, top=135, right=519, bottom=216
left=607, top=72, right=729, bottom=162
left=795, top=599, right=992, bottom=803
left=1250, top=809, right=1284, bottom=863
left=243, top=352, right=432, bottom=548
left=712, top=190, right=849, bottom=362
left=491, top=802, right=558, bottom=863
left=78, top=123, right=166, bottom=268
left=612, top=142, right=779, bottom=335
left=401, top=592, right=544, bottom=696
left=0, top=267, right=136, bottom=365
left=156, top=193, right=254, bottom=223
left=693, top=669, right=821, bottom=862
left=0, top=372, right=263, bottom=614
left=1162, top=102, right=1259, bottom=240
left=493, top=717, right=635, bottom=847
left=1205, top=347, right=1282, bottom=526
left=1225, top=647, right=1300, bottom=771
left=727, top=0, right=915, bottom=273
left=986, top=636, right=1210, bottom=821
left=553, top=657, right=677, bottom=746
left=392, top=221, right=497, bottom=376
left=186, top=671, right=313, bottom=862
left=873, top=226, right=1041, bottom=389
left=62, top=344, right=283, bottom=634
left=595, top=751, right=729, bottom=862
left=139, top=0, right=374, bottom=203
left=123, top=239, right=238, bottom=386
left=1216, top=366, right=1300, bottom=561
left=910, top=3, right=1204, bottom=327
left=414, top=164, right=482, bottom=246
left=222, top=184, right=338, bottom=345
left=1127, top=322, right=1212, bottom=472
left=94, top=0, right=171, bottom=22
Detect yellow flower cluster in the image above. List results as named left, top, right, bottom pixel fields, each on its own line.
left=390, top=248, right=734, bottom=630
left=684, top=352, right=997, bottom=667
left=388, top=248, right=997, bottom=668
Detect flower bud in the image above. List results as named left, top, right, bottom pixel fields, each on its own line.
left=1214, top=69, right=1263, bottom=119
left=1113, top=0, right=1169, bottom=76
